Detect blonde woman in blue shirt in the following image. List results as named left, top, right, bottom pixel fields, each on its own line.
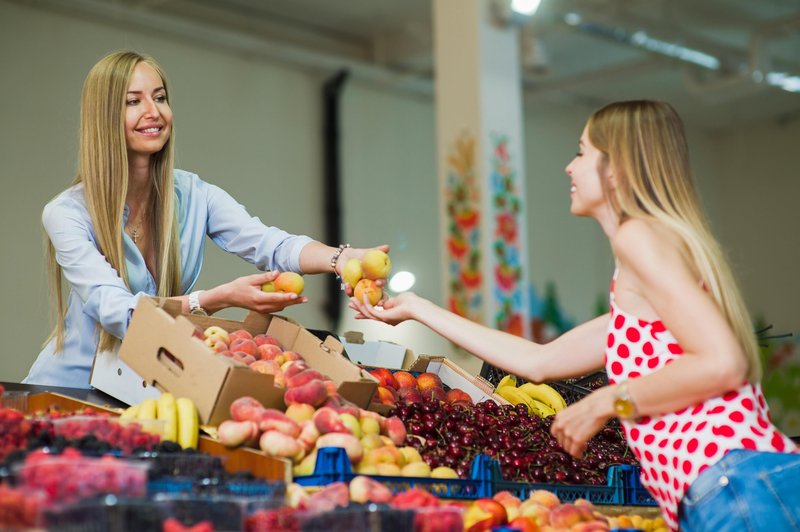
left=25, top=50, right=385, bottom=388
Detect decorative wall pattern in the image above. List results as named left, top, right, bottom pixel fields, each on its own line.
left=444, top=133, right=482, bottom=322
left=488, top=134, right=525, bottom=337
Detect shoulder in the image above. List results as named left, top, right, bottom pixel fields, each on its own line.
left=612, top=217, right=690, bottom=281
left=42, top=183, right=88, bottom=225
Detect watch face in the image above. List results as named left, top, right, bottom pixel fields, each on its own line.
left=615, top=399, right=634, bottom=419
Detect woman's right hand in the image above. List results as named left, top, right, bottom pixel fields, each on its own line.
left=348, top=291, right=420, bottom=326
left=218, top=271, right=308, bottom=314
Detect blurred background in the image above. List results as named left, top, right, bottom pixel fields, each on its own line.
left=0, top=0, right=798, bottom=429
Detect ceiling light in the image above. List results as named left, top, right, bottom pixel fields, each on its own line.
left=388, top=271, right=416, bottom=293
left=511, top=0, right=542, bottom=16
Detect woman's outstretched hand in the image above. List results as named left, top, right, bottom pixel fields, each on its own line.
left=550, top=386, right=615, bottom=459
left=221, top=271, right=308, bottom=314
left=348, top=291, right=419, bottom=326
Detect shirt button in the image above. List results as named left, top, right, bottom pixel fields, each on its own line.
left=719, top=475, right=729, bottom=486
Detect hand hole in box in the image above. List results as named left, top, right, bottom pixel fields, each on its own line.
left=157, top=347, right=185, bottom=376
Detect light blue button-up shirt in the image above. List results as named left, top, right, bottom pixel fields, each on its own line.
left=24, top=170, right=313, bottom=388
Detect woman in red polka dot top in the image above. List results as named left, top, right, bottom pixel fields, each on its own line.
left=351, top=100, right=799, bottom=531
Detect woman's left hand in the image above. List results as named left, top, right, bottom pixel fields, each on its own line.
left=550, top=386, right=615, bottom=459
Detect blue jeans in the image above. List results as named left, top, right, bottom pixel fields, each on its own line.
left=678, top=449, right=800, bottom=532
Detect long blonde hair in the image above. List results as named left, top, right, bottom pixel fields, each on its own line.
left=588, top=100, right=761, bottom=381
left=46, top=50, right=182, bottom=353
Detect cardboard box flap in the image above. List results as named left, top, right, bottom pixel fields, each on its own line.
left=213, top=366, right=285, bottom=424
left=405, top=355, right=508, bottom=405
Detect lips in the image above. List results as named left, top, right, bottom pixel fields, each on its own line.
left=136, top=124, right=164, bottom=135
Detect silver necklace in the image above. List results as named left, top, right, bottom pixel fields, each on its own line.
left=127, top=210, right=145, bottom=244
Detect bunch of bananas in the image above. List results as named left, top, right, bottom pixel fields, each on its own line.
left=495, top=375, right=567, bottom=418
left=120, top=393, right=199, bottom=449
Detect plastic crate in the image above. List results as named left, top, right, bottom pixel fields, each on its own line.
left=493, top=465, right=626, bottom=505
left=613, top=464, right=658, bottom=507
left=148, top=476, right=286, bottom=500
left=42, top=495, right=165, bottom=532
left=478, top=363, right=608, bottom=404
left=293, top=447, right=495, bottom=500
left=296, top=503, right=416, bottom=532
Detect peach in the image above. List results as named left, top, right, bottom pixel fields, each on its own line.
left=421, top=386, right=446, bottom=402
left=397, top=386, right=424, bottom=404
left=392, top=371, right=417, bottom=389
left=349, top=475, right=393, bottom=504
left=313, top=407, right=349, bottom=434
left=508, top=516, right=540, bottom=532
left=298, top=419, right=321, bottom=451
left=401, top=461, right=431, bottom=477
left=446, top=388, right=473, bottom=404
left=292, top=450, right=318, bottom=477
left=282, top=350, right=303, bottom=362
left=285, top=403, right=316, bottom=424
left=257, top=343, right=283, bottom=361
left=354, top=278, right=382, bottom=306
left=230, top=338, right=258, bottom=357
left=284, top=379, right=328, bottom=408
left=316, top=432, right=363, bottom=463
left=369, top=367, right=399, bottom=389
left=273, top=372, right=286, bottom=387
left=283, top=360, right=310, bottom=380
left=494, top=490, right=522, bottom=522
left=217, top=420, right=258, bottom=448
left=519, top=501, right=550, bottom=526
left=374, top=386, right=398, bottom=406
left=430, top=466, right=459, bottom=479
left=274, top=271, right=304, bottom=295
left=360, top=433, right=385, bottom=452
left=230, top=396, right=267, bottom=423
left=361, top=249, right=391, bottom=280
left=416, top=372, right=443, bottom=391
left=341, top=258, right=363, bottom=289
left=203, top=325, right=230, bottom=344
left=233, top=352, right=257, bottom=365
left=549, top=504, right=582, bottom=529
left=398, top=446, right=422, bottom=464
left=359, top=416, right=381, bottom=436
left=571, top=522, right=610, bottom=532
left=253, top=334, right=282, bottom=348
left=375, top=463, right=402, bottom=476
left=260, top=430, right=302, bottom=459
left=261, top=280, right=275, bottom=292
left=204, top=336, right=229, bottom=353
left=192, top=325, right=205, bottom=340
left=338, top=413, right=361, bottom=438
left=250, top=359, right=282, bottom=376
left=383, top=416, right=407, bottom=446
left=527, top=489, right=560, bottom=510
left=364, top=446, right=403, bottom=467
left=323, top=380, right=338, bottom=396
left=228, top=329, right=253, bottom=343
left=286, top=369, right=325, bottom=389
left=306, top=482, right=350, bottom=513
left=355, top=463, right=379, bottom=475
left=359, top=409, right=386, bottom=429
left=472, top=498, right=508, bottom=528
left=258, top=408, right=301, bottom=438
left=286, top=482, right=310, bottom=509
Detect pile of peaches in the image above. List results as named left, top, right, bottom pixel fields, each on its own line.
left=369, top=367, right=472, bottom=407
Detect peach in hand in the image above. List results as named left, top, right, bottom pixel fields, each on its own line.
left=341, top=258, right=363, bottom=288
left=360, top=249, right=391, bottom=280
left=273, top=271, right=304, bottom=295
left=354, top=278, right=382, bottom=306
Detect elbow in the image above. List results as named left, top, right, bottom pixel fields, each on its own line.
left=716, top=351, right=750, bottom=390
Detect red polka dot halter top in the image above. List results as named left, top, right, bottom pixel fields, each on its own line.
left=605, top=271, right=797, bottom=530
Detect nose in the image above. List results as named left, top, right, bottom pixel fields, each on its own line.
left=143, top=98, right=160, bottom=119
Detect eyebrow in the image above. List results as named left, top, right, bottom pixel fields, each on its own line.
left=127, top=87, right=166, bottom=94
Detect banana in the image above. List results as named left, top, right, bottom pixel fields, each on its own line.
left=530, top=398, right=556, bottom=418
left=496, top=374, right=517, bottom=390
left=137, top=398, right=157, bottom=420
left=518, top=382, right=567, bottom=413
left=119, top=403, right=139, bottom=420
left=497, top=386, right=537, bottom=416
left=157, top=393, right=178, bottom=443
left=176, top=397, right=199, bottom=449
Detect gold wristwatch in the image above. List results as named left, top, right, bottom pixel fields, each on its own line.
left=613, top=380, right=639, bottom=421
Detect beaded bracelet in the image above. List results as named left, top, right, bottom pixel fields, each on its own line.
left=330, top=243, right=351, bottom=273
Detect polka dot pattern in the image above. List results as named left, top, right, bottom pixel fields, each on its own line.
left=606, top=278, right=798, bottom=531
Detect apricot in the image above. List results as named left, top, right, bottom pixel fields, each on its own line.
left=354, top=278, right=382, bottom=306
left=361, top=249, right=391, bottom=280
left=274, top=271, right=304, bottom=295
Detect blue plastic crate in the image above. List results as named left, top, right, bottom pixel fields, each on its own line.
left=293, top=447, right=494, bottom=499
left=612, top=465, right=658, bottom=507
left=493, top=471, right=625, bottom=506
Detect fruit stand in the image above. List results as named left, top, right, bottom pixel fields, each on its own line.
left=0, top=302, right=668, bottom=531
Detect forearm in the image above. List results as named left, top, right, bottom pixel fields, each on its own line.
left=169, top=284, right=232, bottom=315
left=297, top=241, right=337, bottom=275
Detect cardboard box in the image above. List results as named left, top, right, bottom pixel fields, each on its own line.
left=406, top=355, right=510, bottom=406
left=338, top=331, right=415, bottom=369
left=111, top=297, right=376, bottom=425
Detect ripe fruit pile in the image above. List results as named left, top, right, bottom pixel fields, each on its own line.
left=0, top=407, right=52, bottom=461
left=121, top=394, right=199, bottom=449
left=394, top=398, right=638, bottom=484
left=369, top=367, right=473, bottom=408
left=495, top=375, right=567, bottom=417
left=53, top=414, right=161, bottom=454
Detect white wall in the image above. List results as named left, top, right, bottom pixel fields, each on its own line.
left=1, top=1, right=797, bottom=384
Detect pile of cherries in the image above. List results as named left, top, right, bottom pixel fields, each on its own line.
left=393, top=399, right=637, bottom=484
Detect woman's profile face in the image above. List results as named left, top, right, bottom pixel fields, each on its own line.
left=125, top=62, right=172, bottom=162
left=564, top=126, right=610, bottom=219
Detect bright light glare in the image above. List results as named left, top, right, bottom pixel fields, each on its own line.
left=388, top=271, right=416, bottom=293
left=511, top=0, right=542, bottom=16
